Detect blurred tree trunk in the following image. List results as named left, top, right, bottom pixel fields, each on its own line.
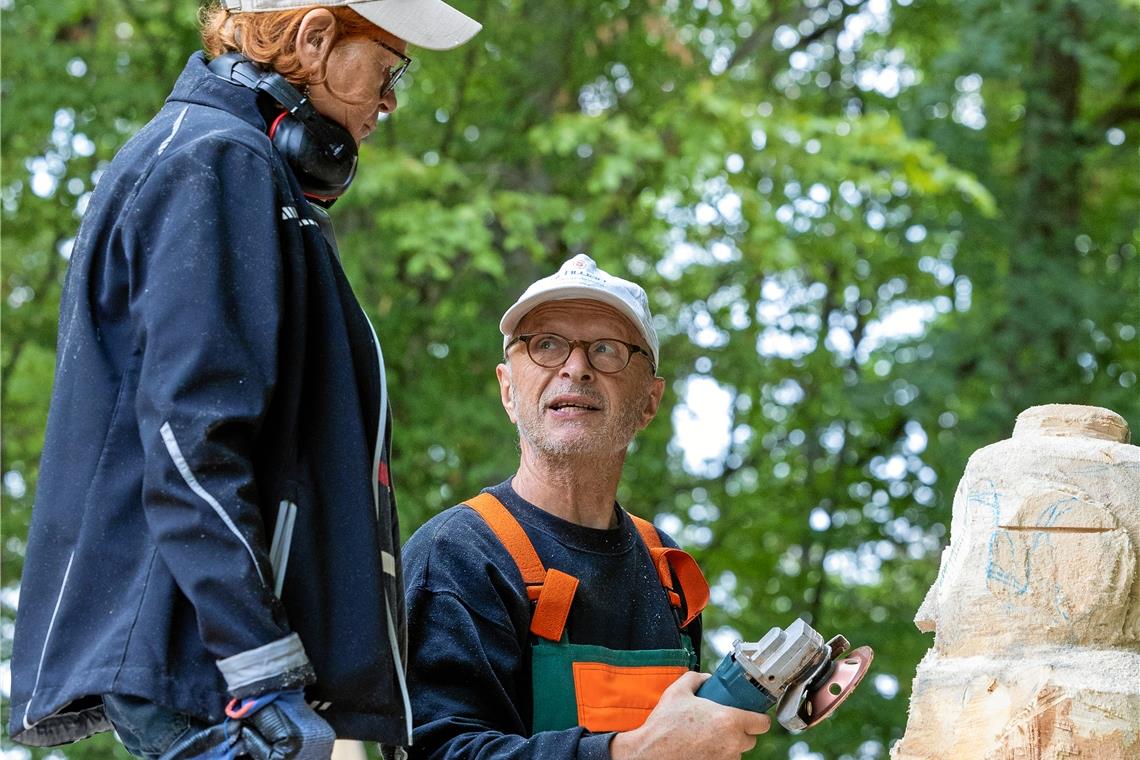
left=1006, top=0, right=1085, bottom=405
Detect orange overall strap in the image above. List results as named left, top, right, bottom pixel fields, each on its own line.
left=629, top=514, right=710, bottom=628
left=463, top=493, right=579, bottom=642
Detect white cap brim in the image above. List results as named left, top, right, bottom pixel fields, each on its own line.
left=349, top=0, right=481, bottom=50
left=499, top=286, right=659, bottom=367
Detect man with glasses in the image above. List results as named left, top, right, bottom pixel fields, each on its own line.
left=8, top=2, right=479, bottom=759
left=402, top=255, right=769, bottom=759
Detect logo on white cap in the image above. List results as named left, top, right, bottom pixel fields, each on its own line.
left=499, top=254, right=660, bottom=368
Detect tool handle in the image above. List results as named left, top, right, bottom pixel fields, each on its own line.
left=696, top=653, right=778, bottom=713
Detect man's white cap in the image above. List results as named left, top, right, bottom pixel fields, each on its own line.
left=223, top=0, right=482, bottom=51
left=500, top=254, right=660, bottom=368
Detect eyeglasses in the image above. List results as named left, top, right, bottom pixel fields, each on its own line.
left=507, top=333, right=655, bottom=375
left=374, top=39, right=411, bottom=99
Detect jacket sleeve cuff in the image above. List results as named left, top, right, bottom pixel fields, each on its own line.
left=579, top=732, right=616, bottom=760
left=216, top=632, right=316, bottom=698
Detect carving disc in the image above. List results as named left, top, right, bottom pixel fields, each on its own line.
left=800, top=646, right=874, bottom=728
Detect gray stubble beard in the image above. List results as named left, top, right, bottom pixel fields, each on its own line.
left=511, top=380, right=644, bottom=460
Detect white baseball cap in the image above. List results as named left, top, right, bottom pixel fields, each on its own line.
left=500, top=254, right=660, bottom=368
left=222, top=0, right=482, bottom=51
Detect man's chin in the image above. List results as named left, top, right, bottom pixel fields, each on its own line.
left=539, top=439, right=601, bottom=457
left=537, top=434, right=628, bottom=459
left=520, top=428, right=594, bottom=456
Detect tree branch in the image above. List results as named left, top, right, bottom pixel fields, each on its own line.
left=1094, top=86, right=1140, bottom=131
left=725, top=0, right=866, bottom=74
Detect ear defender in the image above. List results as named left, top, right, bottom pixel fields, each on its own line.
left=208, top=53, right=358, bottom=202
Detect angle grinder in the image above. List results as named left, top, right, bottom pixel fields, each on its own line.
left=696, top=618, right=874, bottom=732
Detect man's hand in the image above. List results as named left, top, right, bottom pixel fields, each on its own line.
left=609, top=672, right=770, bottom=760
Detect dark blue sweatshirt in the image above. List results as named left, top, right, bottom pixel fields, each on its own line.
left=402, top=480, right=703, bottom=760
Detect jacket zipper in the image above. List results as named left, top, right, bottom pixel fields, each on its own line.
left=310, top=201, right=412, bottom=742
left=360, top=309, right=413, bottom=744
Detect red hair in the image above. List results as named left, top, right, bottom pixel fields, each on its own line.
left=199, top=3, right=381, bottom=86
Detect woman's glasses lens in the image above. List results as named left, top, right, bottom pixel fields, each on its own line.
left=375, top=40, right=411, bottom=99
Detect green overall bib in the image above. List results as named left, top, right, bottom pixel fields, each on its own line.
left=464, top=492, right=711, bottom=734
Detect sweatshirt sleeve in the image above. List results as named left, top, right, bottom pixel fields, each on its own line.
left=403, top=511, right=614, bottom=760
left=125, top=137, right=313, bottom=697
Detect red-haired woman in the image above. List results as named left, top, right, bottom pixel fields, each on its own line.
left=8, top=3, right=479, bottom=758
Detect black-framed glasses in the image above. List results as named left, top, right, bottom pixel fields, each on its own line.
left=507, top=333, right=655, bottom=375
left=375, top=39, right=411, bottom=99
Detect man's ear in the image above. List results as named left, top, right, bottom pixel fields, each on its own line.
left=639, top=376, right=666, bottom=429
left=295, top=8, right=338, bottom=82
left=496, top=363, right=519, bottom=424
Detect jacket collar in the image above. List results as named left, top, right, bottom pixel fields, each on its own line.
left=167, top=51, right=268, bottom=132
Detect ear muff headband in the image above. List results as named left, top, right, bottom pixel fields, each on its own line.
left=208, top=53, right=358, bottom=201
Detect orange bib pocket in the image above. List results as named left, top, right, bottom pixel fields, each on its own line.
left=572, top=662, right=688, bottom=732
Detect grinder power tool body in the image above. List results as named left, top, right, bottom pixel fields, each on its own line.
left=696, top=618, right=874, bottom=733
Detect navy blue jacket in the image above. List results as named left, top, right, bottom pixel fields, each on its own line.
left=402, top=481, right=703, bottom=760
left=9, top=52, right=409, bottom=747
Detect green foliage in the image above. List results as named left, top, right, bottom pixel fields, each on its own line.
left=3, top=0, right=1138, bottom=758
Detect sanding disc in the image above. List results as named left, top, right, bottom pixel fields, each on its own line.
left=800, top=646, right=875, bottom=728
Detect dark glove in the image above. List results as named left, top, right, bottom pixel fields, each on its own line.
left=226, top=690, right=336, bottom=760
left=158, top=719, right=243, bottom=760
